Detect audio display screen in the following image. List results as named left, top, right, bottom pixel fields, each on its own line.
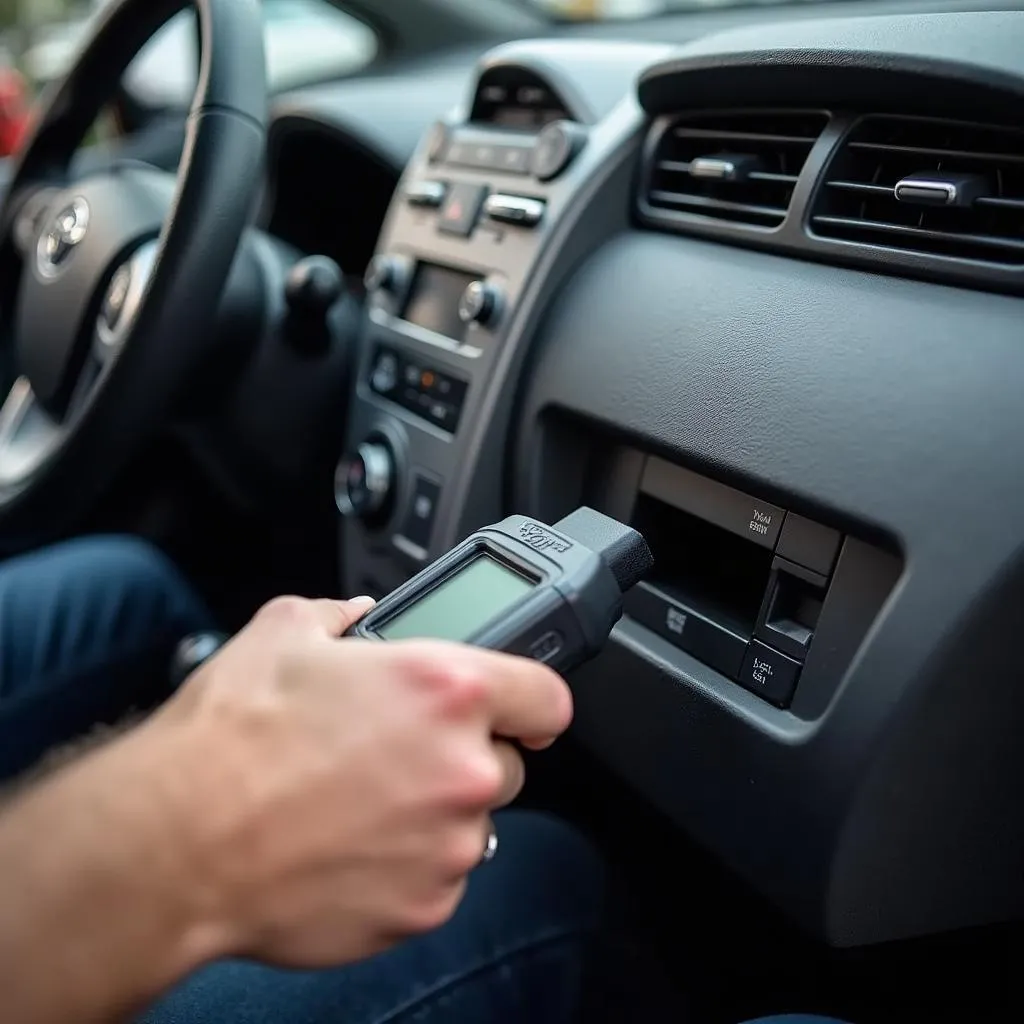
left=402, top=263, right=477, bottom=340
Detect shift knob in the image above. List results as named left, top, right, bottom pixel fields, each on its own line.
left=286, top=256, right=344, bottom=317
left=170, top=631, right=228, bottom=689
left=285, top=256, right=344, bottom=352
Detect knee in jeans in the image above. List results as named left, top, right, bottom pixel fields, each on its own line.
left=50, top=535, right=211, bottom=635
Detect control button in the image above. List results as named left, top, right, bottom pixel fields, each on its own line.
left=776, top=514, right=842, bottom=577
left=495, top=145, right=532, bottom=175
left=367, top=345, right=469, bottom=434
left=444, top=141, right=471, bottom=166
left=625, top=582, right=748, bottom=680
left=532, top=120, right=587, bottom=181
left=405, top=180, right=447, bottom=208
left=458, top=280, right=502, bottom=327
left=437, top=182, right=488, bottom=237
left=756, top=558, right=826, bottom=663
left=443, top=139, right=531, bottom=174
left=335, top=440, right=395, bottom=521
left=484, top=194, right=546, bottom=227
left=364, top=254, right=407, bottom=295
left=529, top=631, right=564, bottom=664
left=401, top=475, right=442, bottom=550
left=739, top=641, right=801, bottom=708
left=425, top=121, right=449, bottom=164
left=426, top=400, right=459, bottom=431
left=370, top=351, right=399, bottom=395
left=99, top=261, right=133, bottom=335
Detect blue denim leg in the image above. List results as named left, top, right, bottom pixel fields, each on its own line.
left=0, top=535, right=212, bottom=780
left=743, top=1018, right=851, bottom=1023
left=139, top=809, right=604, bottom=1024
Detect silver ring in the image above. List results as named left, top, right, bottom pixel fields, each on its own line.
left=482, top=828, right=499, bottom=863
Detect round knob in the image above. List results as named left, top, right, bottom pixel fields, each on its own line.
left=364, top=254, right=406, bottom=295
left=458, top=280, right=502, bottom=327
left=286, top=256, right=344, bottom=319
left=335, top=440, right=395, bottom=520
left=532, top=120, right=587, bottom=182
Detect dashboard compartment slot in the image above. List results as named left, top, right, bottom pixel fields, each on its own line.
left=631, top=492, right=774, bottom=640
left=612, top=455, right=854, bottom=709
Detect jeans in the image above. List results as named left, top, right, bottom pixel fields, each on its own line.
left=0, top=536, right=605, bottom=1024
left=0, top=535, right=211, bottom=782
left=141, top=810, right=603, bottom=1024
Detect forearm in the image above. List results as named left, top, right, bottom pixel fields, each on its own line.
left=0, top=720, right=230, bottom=1024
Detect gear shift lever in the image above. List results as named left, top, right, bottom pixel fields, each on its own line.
left=169, top=632, right=228, bottom=689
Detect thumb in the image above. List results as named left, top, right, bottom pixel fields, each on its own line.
left=257, top=595, right=377, bottom=640
left=323, top=595, right=377, bottom=637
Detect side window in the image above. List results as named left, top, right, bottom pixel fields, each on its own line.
left=123, top=1, right=380, bottom=108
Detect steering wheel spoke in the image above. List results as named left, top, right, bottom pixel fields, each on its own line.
left=0, top=377, right=66, bottom=492
left=65, top=352, right=103, bottom=424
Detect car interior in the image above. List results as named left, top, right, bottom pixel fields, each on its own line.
left=0, top=0, right=1019, bottom=1020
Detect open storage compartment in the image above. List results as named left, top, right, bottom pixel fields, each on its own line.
left=633, top=492, right=775, bottom=639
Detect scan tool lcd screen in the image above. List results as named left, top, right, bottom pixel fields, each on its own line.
left=377, top=555, right=535, bottom=642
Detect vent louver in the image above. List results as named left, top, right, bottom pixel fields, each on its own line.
left=642, top=110, right=827, bottom=229
left=811, top=115, right=1024, bottom=266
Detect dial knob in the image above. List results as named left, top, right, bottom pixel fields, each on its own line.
left=363, top=254, right=406, bottom=295
left=531, top=120, right=587, bottom=182
left=335, top=441, right=395, bottom=520
left=458, top=280, right=502, bottom=327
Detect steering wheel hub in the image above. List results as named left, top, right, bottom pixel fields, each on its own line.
left=36, top=196, right=90, bottom=279
left=16, top=169, right=173, bottom=413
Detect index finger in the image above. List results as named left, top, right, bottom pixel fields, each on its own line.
left=474, top=648, right=574, bottom=746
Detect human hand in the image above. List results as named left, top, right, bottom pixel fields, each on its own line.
left=149, top=595, right=573, bottom=967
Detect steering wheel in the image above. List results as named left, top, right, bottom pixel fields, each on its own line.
left=0, top=0, right=265, bottom=543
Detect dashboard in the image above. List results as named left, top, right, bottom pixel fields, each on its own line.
left=261, top=7, right=1024, bottom=950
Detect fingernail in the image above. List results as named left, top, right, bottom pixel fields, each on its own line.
left=347, top=595, right=377, bottom=607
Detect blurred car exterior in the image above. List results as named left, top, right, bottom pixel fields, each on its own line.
left=21, top=0, right=379, bottom=103
left=531, top=0, right=665, bottom=16
left=0, top=63, right=28, bottom=155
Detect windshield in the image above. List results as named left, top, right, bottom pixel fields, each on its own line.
left=529, top=1, right=673, bottom=14
left=526, top=0, right=870, bottom=13
left=0, top=1, right=378, bottom=110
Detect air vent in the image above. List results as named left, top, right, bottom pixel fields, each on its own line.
left=642, top=111, right=827, bottom=229
left=470, top=66, right=571, bottom=130
left=811, top=116, right=1024, bottom=266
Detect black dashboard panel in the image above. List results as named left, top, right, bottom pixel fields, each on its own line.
left=515, top=228, right=1024, bottom=944
left=272, top=7, right=1024, bottom=950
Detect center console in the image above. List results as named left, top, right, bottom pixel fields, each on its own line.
left=336, top=48, right=668, bottom=600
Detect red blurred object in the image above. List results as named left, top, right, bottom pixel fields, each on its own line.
left=0, top=67, right=31, bottom=158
